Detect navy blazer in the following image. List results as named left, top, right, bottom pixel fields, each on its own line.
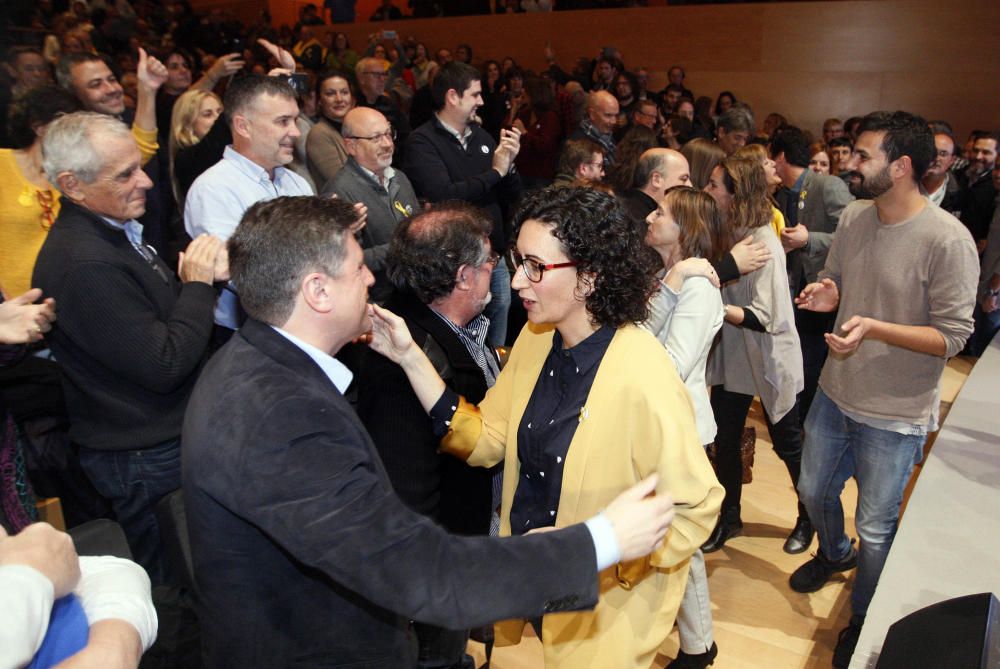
left=183, top=319, right=598, bottom=668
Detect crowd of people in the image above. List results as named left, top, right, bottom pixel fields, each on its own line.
left=1, top=2, right=999, bottom=668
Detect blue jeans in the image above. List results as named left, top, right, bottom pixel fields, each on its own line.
left=484, top=263, right=511, bottom=347
left=798, top=389, right=924, bottom=617
left=78, top=438, right=181, bottom=585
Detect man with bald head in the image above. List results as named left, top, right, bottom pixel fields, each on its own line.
left=570, top=90, right=619, bottom=169
left=618, top=148, right=691, bottom=226
left=323, top=107, right=419, bottom=303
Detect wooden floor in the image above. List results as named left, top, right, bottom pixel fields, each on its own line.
left=467, top=357, right=975, bottom=668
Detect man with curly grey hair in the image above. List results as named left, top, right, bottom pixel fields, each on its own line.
left=356, top=202, right=499, bottom=669
left=32, top=111, right=227, bottom=584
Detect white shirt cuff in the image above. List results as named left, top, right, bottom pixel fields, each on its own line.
left=76, top=556, right=158, bottom=652
left=0, top=565, right=55, bottom=668
left=584, top=514, right=621, bottom=571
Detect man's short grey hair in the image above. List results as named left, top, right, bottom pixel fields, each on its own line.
left=717, top=107, right=755, bottom=134
left=42, top=111, right=132, bottom=186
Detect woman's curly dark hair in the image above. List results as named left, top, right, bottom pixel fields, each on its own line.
left=511, top=186, right=659, bottom=328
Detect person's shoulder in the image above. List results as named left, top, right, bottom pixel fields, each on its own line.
left=682, top=275, right=725, bottom=301
left=609, top=325, right=687, bottom=392
left=919, top=203, right=977, bottom=244
left=837, top=199, right=875, bottom=227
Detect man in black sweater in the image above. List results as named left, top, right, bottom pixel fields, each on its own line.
left=32, top=112, right=228, bottom=584
left=357, top=204, right=499, bottom=669
left=404, top=61, right=522, bottom=346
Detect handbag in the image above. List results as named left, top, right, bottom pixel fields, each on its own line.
left=706, top=426, right=756, bottom=484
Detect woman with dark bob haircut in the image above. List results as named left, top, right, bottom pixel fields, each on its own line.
left=370, top=186, right=722, bottom=668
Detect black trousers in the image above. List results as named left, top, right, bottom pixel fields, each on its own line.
left=794, top=305, right=836, bottom=428
left=710, top=386, right=807, bottom=522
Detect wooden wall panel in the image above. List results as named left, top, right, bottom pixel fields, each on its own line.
left=192, top=0, right=1000, bottom=139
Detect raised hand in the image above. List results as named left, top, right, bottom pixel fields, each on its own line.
left=795, top=277, right=840, bottom=313
left=257, top=38, right=295, bottom=72
left=206, top=52, right=245, bottom=82
left=136, top=47, right=168, bottom=92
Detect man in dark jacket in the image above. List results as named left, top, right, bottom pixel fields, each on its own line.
left=404, top=61, right=522, bottom=346
left=357, top=203, right=499, bottom=669
left=183, top=194, right=676, bottom=668
left=32, top=112, right=227, bottom=583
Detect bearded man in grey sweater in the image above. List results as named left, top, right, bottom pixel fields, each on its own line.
left=789, top=111, right=979, bottom=669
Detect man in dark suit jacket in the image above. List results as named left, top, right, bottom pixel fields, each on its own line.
left=357, top=204, right=499, bottom=669
left=183, top=195, right=676, bottom=668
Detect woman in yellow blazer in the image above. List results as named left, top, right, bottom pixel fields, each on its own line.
left=371, top=187, right=723, bottom=668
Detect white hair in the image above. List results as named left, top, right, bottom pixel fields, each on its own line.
left=42, top=111, right=132, bottom=187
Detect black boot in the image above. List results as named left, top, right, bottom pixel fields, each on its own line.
left=701, top=513, right=742, bottom=553
left=782, top=515, right=815, bottom=554
left=667, top=642, right=718, bottom=669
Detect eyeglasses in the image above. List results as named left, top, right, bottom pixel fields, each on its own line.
left=347, top=128, right=396, bottom=143
left=508, top=249, right=577, bottom=283
left=482, top=250, right=501, bottom=268
left=360, top=70, right=388, bottom=78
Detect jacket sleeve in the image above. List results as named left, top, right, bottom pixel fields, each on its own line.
left=630, top=363, right=723, bottom=569
left=0, top=565, right=53, bottom=668
left=230, top=400, right=600, bottom=629
left=438, top=325, right=541, bottom=468
left=56, top=263, right=215, bottom=393
left=737, top=245, right=790, bottom=335
left=661, top=278, right=724, bottom=381
left=807, top=176, right=853, bottom=259
left=131, top=125, right=159, bottom=167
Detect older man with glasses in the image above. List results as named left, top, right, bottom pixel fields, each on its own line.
left=323, top=107, right=420, bottom=303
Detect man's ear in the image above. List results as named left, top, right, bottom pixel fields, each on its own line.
left=445, top=88, right=460, bottom=108
left=454, top=264, right=471, bottom=290
left=300, top=272, right=334, bottom=313
left=891, top=154, right=913, bottom=181
left=231, top=112, right=252, bottom=140
left=56, top=172, right=84, bottom=203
